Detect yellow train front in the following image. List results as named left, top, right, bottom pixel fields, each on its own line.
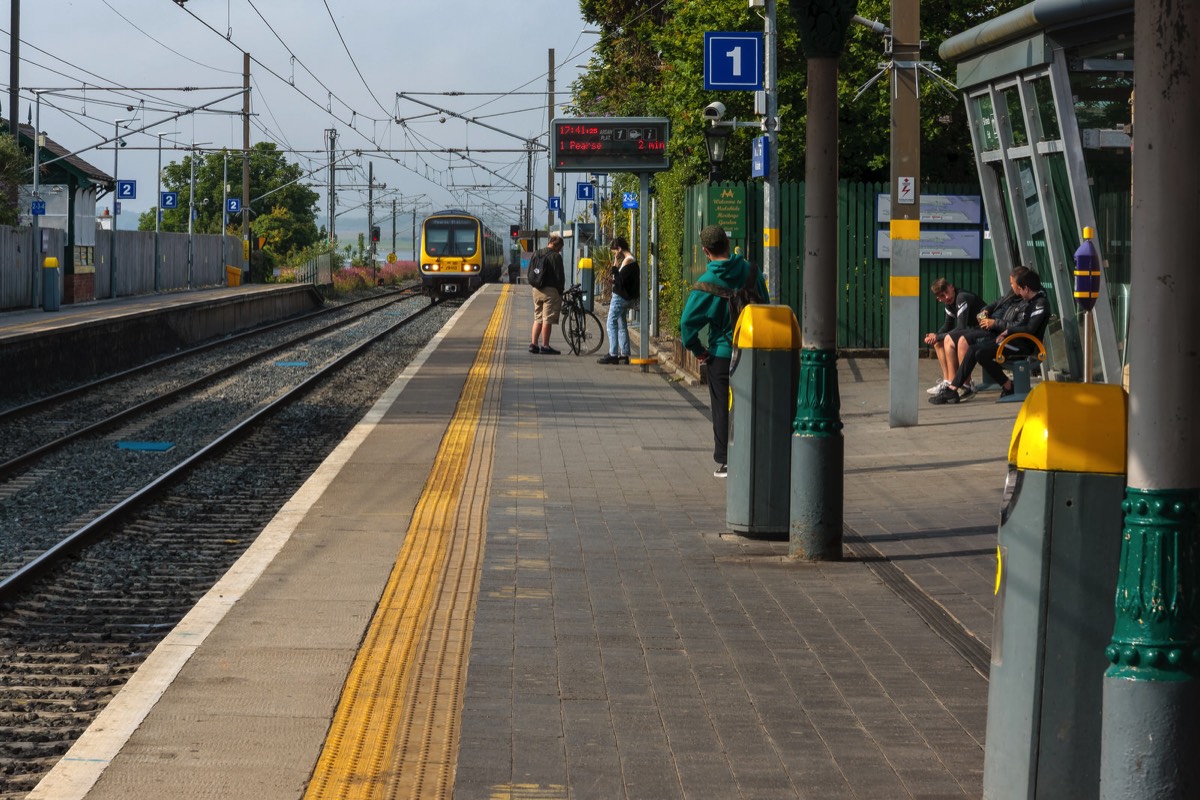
left=420, top=210, right=503, bottom=299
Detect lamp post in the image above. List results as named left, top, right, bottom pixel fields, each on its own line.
left=109, top=117, right=136, bottom=299
left=704, top=122, right=734, bottom=182
left=155, top=131, right=179, bottom=292
left=186, top=142, right=211, bottom=289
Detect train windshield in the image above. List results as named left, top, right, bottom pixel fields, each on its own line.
left=424, top=218, right=478, bottom=257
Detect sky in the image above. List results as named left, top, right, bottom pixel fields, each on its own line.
left=7, top=0, right=598, bottom=241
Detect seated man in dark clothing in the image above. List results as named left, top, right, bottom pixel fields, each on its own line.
left=940, top=265, right=1031, bottom=398
left=923, top=277, right=986, bottom=395
left=930, top=269, right=1050, bottom=404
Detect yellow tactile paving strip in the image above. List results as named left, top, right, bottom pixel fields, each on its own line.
left=304, top=286, right=510, bottom=800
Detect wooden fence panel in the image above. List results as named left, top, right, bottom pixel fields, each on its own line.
left=0, top=225, right=34, bottom=310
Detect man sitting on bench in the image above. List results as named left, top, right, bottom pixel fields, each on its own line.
left=929, top=269, right=1049, bottom=404
left=938, top=265, right=1030, bottom=400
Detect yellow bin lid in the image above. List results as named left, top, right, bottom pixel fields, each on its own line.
left=733, top=304, right=801, bottom=350
left=1008, top=382, right=1127, bottom=474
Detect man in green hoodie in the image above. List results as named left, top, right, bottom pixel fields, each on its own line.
left=680, top=225, right=770, bottom=478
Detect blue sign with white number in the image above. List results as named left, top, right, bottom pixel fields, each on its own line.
left=548, top=196, right=561, bottom=211
left=117, top=179, right=137, bottom=199
left=576, top=182, right=595, bottom=202
left=226, top=198, right=242, bottom=214
left=751, top=135, right=769, bottom=178
left=704, top=31, right=763, bottom=91
left=622, top=192, right=639, bottom=210
left=161, top=191, right=178, bottom=209
left=30, top=200, right=46, bottom=216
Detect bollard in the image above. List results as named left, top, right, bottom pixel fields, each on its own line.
left=579, top=257, right=594, bottom=312
left=983, top=382, right=1126, bottom=799
left=727, top=304, right=801, bottom=537
left=42, top=257, right=61, bottom=312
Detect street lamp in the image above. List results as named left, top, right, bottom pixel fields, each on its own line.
left=109, top=117, right=137, bottom=299
left=186, top=142, right=212, bottom=289
left=703, top=122, right=734, bottom=182
left=155, top=131, right=179, bottom=292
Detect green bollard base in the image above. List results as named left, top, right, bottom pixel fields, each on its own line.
left=789, top=433, right=844, bottom=560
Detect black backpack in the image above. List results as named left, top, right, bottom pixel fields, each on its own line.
left=527, top=250, right=549, bottom=289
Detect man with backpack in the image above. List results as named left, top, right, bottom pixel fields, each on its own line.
left=680, top=225, right=770, bottom=478
left=527, top=234, right=566, bottom=354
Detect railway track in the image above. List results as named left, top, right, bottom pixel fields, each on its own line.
left=0, top=293, right=458, bottom=797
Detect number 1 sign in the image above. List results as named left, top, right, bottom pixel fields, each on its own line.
left=703, top=32, right=763, bottom=91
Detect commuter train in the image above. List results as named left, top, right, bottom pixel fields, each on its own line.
left=419, top=210, right=504, bottom=298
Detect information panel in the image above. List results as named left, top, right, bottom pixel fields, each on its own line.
left=551, top=117, right=670, bottom=173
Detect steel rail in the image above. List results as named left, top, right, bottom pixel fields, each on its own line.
left=0, top=300, right=439, bottom=601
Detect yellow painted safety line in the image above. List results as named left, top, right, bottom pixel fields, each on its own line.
left=305, top=286, right=510, bottom=800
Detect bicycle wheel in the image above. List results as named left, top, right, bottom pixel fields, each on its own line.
left=577, top=310, right=605, bottom=355
left=561, top=308, right=585, bottom=355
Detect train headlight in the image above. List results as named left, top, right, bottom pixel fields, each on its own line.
left=426, top=264, right=439, bottom=271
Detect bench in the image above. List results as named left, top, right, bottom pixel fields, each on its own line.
left=993, top=332, right=1048, bottom=403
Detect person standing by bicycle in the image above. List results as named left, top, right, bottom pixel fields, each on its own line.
left=528, top=234, right=566, bottom=355
left=597, top=236, right=639, bottom=364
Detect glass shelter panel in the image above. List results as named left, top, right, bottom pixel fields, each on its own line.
left=1068, top=47, right=1133, bottom=352
left=1030, top=77, right=1061, bottom=140
left=1001, top=87, right=1029, bottom=147
left=972, top=93, right=1001, bottom=152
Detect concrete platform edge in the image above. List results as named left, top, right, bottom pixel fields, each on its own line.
left=27, top=293, right=484, bottom=800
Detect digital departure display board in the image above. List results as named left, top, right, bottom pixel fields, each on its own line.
left=551, top=117, right=671, bottom=173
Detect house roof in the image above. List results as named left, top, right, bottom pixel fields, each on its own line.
left=5, top=122, right=114, bottom=189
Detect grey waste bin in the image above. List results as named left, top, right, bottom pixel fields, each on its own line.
left=984, top=382, right=1126, bottom=799
left=42, top=256, right=61, bottom=312
left=727, top=304, right=800, bottom=537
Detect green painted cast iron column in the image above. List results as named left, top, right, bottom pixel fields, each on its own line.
left=788, top=0, right=855, bottom=560
left=1100, top=0, right=1200, bottom=795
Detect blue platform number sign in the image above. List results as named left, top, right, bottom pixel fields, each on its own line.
left=548, top=196, right=561, bottom=212
left=704, top=31, right=764, bottom=91
left=622, top=192, right=639, bottom=210
left=226, top=198, right=242, bottom=214
left=30, top=199, right=46, bottom=216
left=751, top=135, right=769, bottom=178
left=160, top=191, right=178, bottom=209
left=576, top=182, right=595, bottom=202
left=116, top=179, right=137, bottom=200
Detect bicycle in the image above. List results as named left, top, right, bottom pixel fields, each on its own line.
left=559, top=284, right=605, bottom=356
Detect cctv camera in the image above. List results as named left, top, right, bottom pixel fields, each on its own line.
left=703, top=101, right=726, bottom=121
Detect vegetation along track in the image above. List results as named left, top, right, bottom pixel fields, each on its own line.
left=0, top=295, right=458, bottom=798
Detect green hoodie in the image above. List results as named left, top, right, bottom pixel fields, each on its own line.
left=679, top=254, right=769, bottom=359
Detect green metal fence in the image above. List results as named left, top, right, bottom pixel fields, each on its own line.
left=684, top=180, right=993, bottom=349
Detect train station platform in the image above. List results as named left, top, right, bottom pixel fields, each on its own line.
left=0, top=284, right=322, bottom=396
left=30, top=283, right=1019, bottom=799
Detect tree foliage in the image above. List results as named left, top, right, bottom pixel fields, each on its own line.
left=0, top=134, right=29, bottom=227
left=571, top=0, right=1023, bottom=332
left=138, top=142, right=320, bottom=259
left=571, top=0, right=1025, bottom=185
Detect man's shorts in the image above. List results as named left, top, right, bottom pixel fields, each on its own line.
left=533, top=287, right=562, bottom=324
left=956, top=327, right=994, bottom=345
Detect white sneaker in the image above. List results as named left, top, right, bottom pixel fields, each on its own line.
left=926, top=379, right=949, bottom=395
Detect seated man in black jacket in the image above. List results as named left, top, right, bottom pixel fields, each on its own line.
left=930, top=269, right=1049, bottom=404
left=923, top=277, right=985, bottom=396
left=940, top=265, right=1031, bottom=398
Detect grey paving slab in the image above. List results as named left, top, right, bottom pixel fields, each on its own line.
left=457, top=294, right=1016, bottom=798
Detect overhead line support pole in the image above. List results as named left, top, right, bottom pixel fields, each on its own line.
left=242, top=52, right=251, bottom=282
left=887, top=0, right=920, bottom=427
left=547, top=48, right=555, bottom=231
